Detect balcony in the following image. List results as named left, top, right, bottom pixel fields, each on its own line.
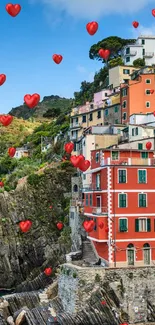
left=143, top=52, right=154, bottom=58
left=83, top=184, right=101, bottom=191
left=124, top=51, right=137, bottom=56
left=92, top=206, right=108, bottom=214
left=70, top=123, right=82, bottom=129
left=100, top=157, right=155, bottom=166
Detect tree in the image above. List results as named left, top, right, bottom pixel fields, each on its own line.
left=109, top=57, right=124, bottom=68
left=133, top=58, right=145, bottom=67
left=89, top=36, right=136, bottom=63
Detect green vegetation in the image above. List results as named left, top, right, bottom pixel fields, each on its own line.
left=133, top=58, right=145, bottom=67
left=95, top=273, right=101, bottom=283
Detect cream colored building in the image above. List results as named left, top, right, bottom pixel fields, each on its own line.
left=109, top=65, right=139, bottom=88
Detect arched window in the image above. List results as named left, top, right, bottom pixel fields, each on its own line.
left=143, top=243, right=150, bottom=265
left=73, top=184, right=78, bottom=192
left=127, top=243, right=134, bottom=265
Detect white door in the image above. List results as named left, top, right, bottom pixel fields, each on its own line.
left=96, top=196, right=101, bottom=213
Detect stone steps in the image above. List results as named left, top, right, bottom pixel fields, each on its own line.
left=82, top=240, right=98, bottom=264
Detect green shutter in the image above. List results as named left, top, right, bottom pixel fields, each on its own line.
left=138, top=143, right=143, bottom=150
left=135, top=219, right=139, bottom=232
left=120, top=219, right=127, bottom=232
left=138, top=170, right=146, bottom=183
left=147, top=219, right=151, bottom=232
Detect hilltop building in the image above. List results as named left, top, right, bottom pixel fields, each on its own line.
left=122, top=35, right=155, bottom=66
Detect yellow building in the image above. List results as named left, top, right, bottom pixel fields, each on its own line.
left=109, top=65, right=139, bottom=89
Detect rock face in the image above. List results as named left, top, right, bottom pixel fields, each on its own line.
left=0, top=164, right=73, bottom=289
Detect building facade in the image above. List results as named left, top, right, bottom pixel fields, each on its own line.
left=122, top=35, right=155, bottom=66
left=120, top=66, right=155, bottom=123
left=108, top=65, right=139, bottom=88
left=83, top=148, right=155, bottom=267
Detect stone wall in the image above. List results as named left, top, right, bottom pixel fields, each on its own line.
left=58, top=264, right=155, bottom=324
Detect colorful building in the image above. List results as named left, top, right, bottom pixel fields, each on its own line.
left=120, top=66, right=155, bottom=123
left=83, top=148, right=155, bottom=267
left=109, top=65, right=139, bottom=88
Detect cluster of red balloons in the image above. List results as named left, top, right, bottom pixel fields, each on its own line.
left=64, top=142, right=90, bottom=172
left=82, top=219, right=109, bottom=233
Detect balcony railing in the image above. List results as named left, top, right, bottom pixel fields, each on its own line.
left=83, top=184, right=101, bottom=191
left=70, top=123, right=82, bottom=129
left=125, top=51, right=137, bottom=56
left=100, top=157, right=155, bottom=166
left=144, top=52, right=154, bottom=58
left=91, top=206, right=108, bottom=214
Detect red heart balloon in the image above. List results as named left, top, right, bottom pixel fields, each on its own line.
left=146, top=141, right=152, bottom=150
left=56, top=222, right=64, bottom=230
left=105, top=227, right=109, bottom=233
left=86, top=21, right=98, bottom=35
left=6, top=4, right=21, bottom=17
left=152, top=9, right=155, bottom=17
left=0, top=115, right=13, bottom=126
left=52, top=54, right=63, bottom=64
left=49, top=205, right=52, bottom=209
left=70, top=155, right=85, bottom=168
left=24, top=93, right=40, bottom=109
left=98, top=49, right=110, bottom=60
left=79, top=160, right=90, bottom=172
left=120, top=323, right=128, bottom=325
left=8, top=147, right=16, bottom=158
left=153, top=111, right=155, bottom=117
left=44, top=267, right=52, bottom=276
left=132, top=21, right=139, bottom=28
left=0, top=74, right=6, bottom=86
left=0, top=182, right=4, bottom=187
left=64, top=142, right=74, bottom=154
left=101, top=300, right=106, bottom=305
left=150, top=89, right=154, bottom=94
left=19, top=220, right=32, bottom=233
left=83, top=220, right=95, bottom=233
left=99, top=221, right=104, bottom=229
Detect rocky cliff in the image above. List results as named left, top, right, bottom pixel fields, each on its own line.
left=0, top=163, right=74, bottom=290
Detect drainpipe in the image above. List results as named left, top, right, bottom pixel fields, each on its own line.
left=113, top=166, right=116, bottom=267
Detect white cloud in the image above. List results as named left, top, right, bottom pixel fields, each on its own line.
left=76, top=65, right=87, bottom=73
left=129, top=24, right=155, bottom=39
left=33, top=0, right=155, bottom=19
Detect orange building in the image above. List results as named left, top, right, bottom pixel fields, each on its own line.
left=120, top=66, right=155, bottom=123
left=83, top=148, right=155, bottom=267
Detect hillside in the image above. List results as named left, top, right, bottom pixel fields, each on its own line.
left=9, top=95, right=74, bottom=120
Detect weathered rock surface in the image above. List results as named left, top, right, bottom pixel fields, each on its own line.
left=0, top=164, right=73, bottom=290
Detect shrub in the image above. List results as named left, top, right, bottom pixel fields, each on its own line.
left=73, top=272, right=77, bottom=278
left=95, top=273, right=101, bottom=283
left=27, top=173, right=40, bottom=186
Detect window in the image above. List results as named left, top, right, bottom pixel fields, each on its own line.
left=117, top=129, right=121, bottom=134
left=146, top=79, right=151, bottom=83
left=122, top=88, right=127, bottom=96
left=135, top=218, right=150, bottom=232
left=96, top=173, right=100, bottom=190
left=126, top=57, right=130, bottom=63
left=138, top=170, right=146, bottom=183
left=119, top=219, right=128, bottom=232
left=82, top=115, right=86, bottom=123
left=123, top=113, right=127, bottom=120
left=123, top=69, right=130, bottom=74
left=139, top=193, right=147, bottom=207
left=73, top=184, right=78, bottom=192
left=146, top=101, right=150, bottom=108
left=94, top=218, right=97, bottom=231
left=90, top=194, right=92, bottom=206
left=97, top=110, right=101, bottom=119
left=83, top=174, right=86, bottom=180
left=105, top=109, right=108, bottom=116
left=95, top=152, right=99, bottom=163
left=114, top=106, right=118, bottom=113
left=138, top=143, right=143, bottom=150
left=127, top=244, right=134, bottom=265
left=122, top=100, right=127, bottom=108
left=141, top=152, right=148, bottom=159
left=89, top=113, right=93, bottom=121
left=115, top=119, right=118, bottom=124
left=76, top=117, right=78, bottom=124
left=132, top=128, right=135, bottom=136
left=118, top=170, right=127, bottom=183
left=85, top=194, right=89, bottom=206
left=146, top=89, right=150, bottom=95
left=119, top=193, right=127, bottom=208
left=111, top=151, right=119, bottom=160
left=135, top=127, right=138, bottom=135
left=70, top=212, right=74, bottom=219
left=142, top=48, right=145, bottom=55
left=142, top=39, right=145, bottom=45
left=126, top=48, right=130, bottom=54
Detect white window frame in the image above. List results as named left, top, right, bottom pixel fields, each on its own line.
left=138, top=169, right=147, bottom=184
left=145, top=89, right=151, bottom=95
left=118, top=169, right=127, bottom=184
left=145, top=101, right=150, bottom=108
left=119, top=217, right=128, bottom=232
left=138, top=217, right=147, bottom=232
left=118, top=193, right=128, bottom=208
left=138, top=193, right=147, bottom=207
left=145, top=79, right=151, bottom=84
left=95, top=152, right=99, bottom=163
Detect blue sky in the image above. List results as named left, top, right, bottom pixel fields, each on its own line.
left=1, top=0, right=155, bottom=113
